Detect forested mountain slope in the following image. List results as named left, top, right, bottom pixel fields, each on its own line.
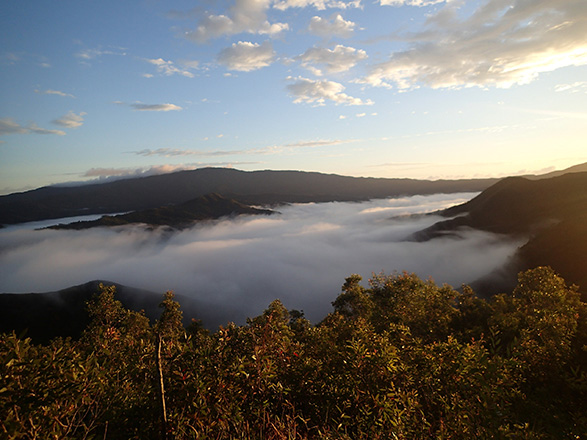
left=413, top=172, right=587, bottom=296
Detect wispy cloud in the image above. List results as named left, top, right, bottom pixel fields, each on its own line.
left=52, top=111, right=86, bottom=128
left=274, top=0, right=361, bottom=10
left=287, top=76, right=373, bottom=106
left=379, top=0, right=445, bottom=6
left=555, top=81, right=587, bottom=93
left=34, top=89, right=75, bottom=98
left=130, top=139, right=354, bottom=158
left=132, top=103, right=182, bottom=112
left=78, top=163, right=259, bottom=181
left=361, top=0, right=587, bottom=90
left=132, top=148, right=246, bottom=157
left=145, top=58, right=197, bottom=78
left=115, top=102, right=183, bottom=112
left=75, top=46, right=126, bottom=61
left=0, top=118, right=65, bottom=136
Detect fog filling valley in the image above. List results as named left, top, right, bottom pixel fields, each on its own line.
left=0, top=193, right=523, bottom=327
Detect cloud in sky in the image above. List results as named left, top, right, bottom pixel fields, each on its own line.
left=274, top=0, right=361, bottom=10
left=287, top=76, right=373, bottom=106
left=145, top=58, right=196, bottom=78
left=52, top=111, right=86, bottom=128
left=133, top=148, right=245, bottom=157
left=82, top=165, right=200, bottom=179
left=361, top=0, right=587, bottom=89
left=126, top=103, right=183, bottom=112
left=0, top=118, right=65, bottom=136
left=298, top=44, right=367, bottom=75
left=555, top=81, right=587, bottom=93
left=65, top=165, right=250, bottom=185
left=217, top=41, right=276, bottom=71
left=75, top=46, right=127, bottom=61
left=34, top=89, right=75, bottom=98
left=185, top=0, right=288, bottom=42
left=379, top=0, right=445, bottom=6
left=131, top=139, right=353, bottom=158
left=0, top=194, right=522, bottom=327
left=307, top=13, right=356, bottom=38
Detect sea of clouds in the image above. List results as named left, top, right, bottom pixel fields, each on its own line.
left=0, top=193, right=522, bottom=326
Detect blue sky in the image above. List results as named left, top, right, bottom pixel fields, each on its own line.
left=1, top=0, right=586, bottom=194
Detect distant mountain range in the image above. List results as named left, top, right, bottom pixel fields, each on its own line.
left=0, top=168, right=502, bottom=225
left=4, top=164, right=586, bottom=227
left=48, top=193, right=275, bottom=230
left=412, top=171, right=587, bottom=297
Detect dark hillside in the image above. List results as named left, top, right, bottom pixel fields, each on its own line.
left=0, top=281, right=204, bottom=344
left=412, top=172, right=587, bottom=296
left=48, top=193, right=275, bottom=230
left=439, top=172, right=587, bottom=234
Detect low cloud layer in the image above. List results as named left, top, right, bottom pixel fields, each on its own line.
left=0, top=194, right=522, bottom=327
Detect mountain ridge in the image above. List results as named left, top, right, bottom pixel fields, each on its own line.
left=0, top=167, right=500, bottom=225
left=411, top=172, right=587, bottom=296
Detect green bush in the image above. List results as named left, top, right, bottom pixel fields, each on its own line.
left=1, top=267, right=585, bottom=439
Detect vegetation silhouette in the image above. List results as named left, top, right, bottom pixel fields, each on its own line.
left=1, top=266, right=585, bottom=439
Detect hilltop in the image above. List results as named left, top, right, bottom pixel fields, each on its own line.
left=412, top=172, right=587, bottom=296
left=47, top=193, right=275, bottom=230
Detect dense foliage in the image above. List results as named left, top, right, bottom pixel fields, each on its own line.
left=1, top=267, right=586, bottom=439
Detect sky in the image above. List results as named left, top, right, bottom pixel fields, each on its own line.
left=1, top=0, right=586, bottom=194
left=0, top=193, right=523, bottom=326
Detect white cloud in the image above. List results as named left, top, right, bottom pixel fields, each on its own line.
left=361, top=0, right=587, bottom=90
left=146, top=58, right=196, bottom=78
left=273, top=0, right=361, bottom=10
left=555, top=81, right=587, bottom=93
left=217, top=41, right=275, bottom=71
left=308, top=13, right=356, bottom=38
left=298, top=44, right=367, bottom=75
left=379, top=0, right=445, bottom=6
left=75, top=46, right=126, bottom=61
left=185, top=0, right=288, bottom=42
left=0, top=118, right=65, bottom=136
left=34, top=89, right=75, bottom=98
left=0, top=118, right=29, bottom=135
left=287, top=76, right=373, bottom=106
left=130, top=103, right=183, bottom=112
left=52, top=111, right=86, bottom=128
